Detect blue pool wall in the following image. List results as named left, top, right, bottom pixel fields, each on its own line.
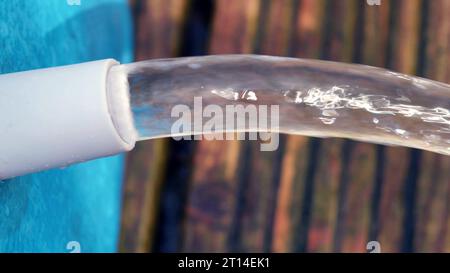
left=0, top=0, right=133, bottom=252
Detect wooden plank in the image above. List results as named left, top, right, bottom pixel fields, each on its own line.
left=415, top=0, right=450, bottom=253
left=209, top=0, right=260, bottom=54
left=273, top=0, right=326, bottom=253
left=119, top=0, right=188, bottom=252
left=120, top=140, right=168, bottom=252
left=442, top=1, right=450, bottom=253
left=437, top=158, right=450, bottom=252
left=340, top=143, right=376, bottom=252
left=272, top=136, right=310, bottom=252
left=230, top=0, right=296, bottom=253
left=260, top=0, right=296, bottom=55
left=331, top=0, right=393, bottom=253
left=361, top=0, right=391, bottom=68
left=323, top=0, right=359, bottom=61
left=134, top=0, right=187, bottom=60
left=377, top=0, right=422, bottom=253
left=360, top=0, right=392, bottom=252
left=332, top=0, right=379, bottom=251
left=387, top=0, right=422, bottom=75
left=304, top=0, right=363, bottom=253
left=182, top=139, right=241, bottom=251
left=376, top=147, right=409, bottom=252
left=293, top=0, right=326, bottom=58
left=181, top=0, right=261, bottom=252
left=307, top=138, right=342, bottom=252
left=416, top=153, right=449, bottom=252
left=423, top=0, right=449, bottom=82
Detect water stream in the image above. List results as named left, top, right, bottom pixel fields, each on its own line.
left=109, top=55, right=450, bottom=155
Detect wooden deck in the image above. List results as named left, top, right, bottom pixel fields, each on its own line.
left=120, top=0, right=450, bottom=253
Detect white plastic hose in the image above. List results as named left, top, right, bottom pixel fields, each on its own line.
left=0, top=59, right=137, bottom=179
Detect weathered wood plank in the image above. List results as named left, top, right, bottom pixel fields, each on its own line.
left=332, top=0, right=379, bottom=252
left=134, top=0, right=187, bottom=60
left=340, top=143, right=376, bottom=252
left=361, top=0, right=391, bottom=248
left=273, top=136, right=310, bottom=252
left=415, top=0, right=450, bottom=253
left=120, top=140, right=168, bottom=252
left=209, top=0, right=260, bottom=54
left=119, top=0, right=188, bottom=252
left=273, top=0, right=326, bottom=253
left=304, top=0, right=363, bottom=253
left=293, top=0, right=326, bottom=58
left=361, top=0, right=391, bottom=68
left=181, top=0, right=261, bottom=252
left=231, top=0, right=296, bottom=253
left=378, top=0, right=422, bottom=253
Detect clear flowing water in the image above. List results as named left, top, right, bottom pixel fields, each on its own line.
left=110, top=55, right=450, bottom=155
